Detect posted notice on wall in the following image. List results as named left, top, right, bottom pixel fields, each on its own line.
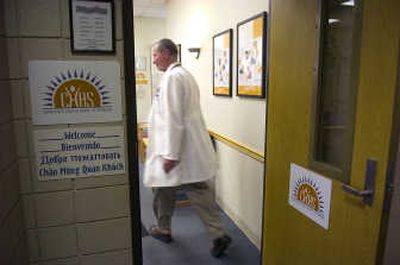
left=29, top=60, right=122, bottom=125
left=70, top=0, right=114, bottom=52
left=288, top=163, right=332, bottom=230
left=34, top=126, right=126, bottom=181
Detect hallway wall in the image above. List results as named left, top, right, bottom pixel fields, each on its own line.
left=2, top=0, right=132, bottom=264
left=0, top=0, right=29, bottom=263
left=134, top=16, right=166, bottom=123
left=165, top=0, right=269, bottom=247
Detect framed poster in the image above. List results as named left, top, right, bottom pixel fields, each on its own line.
left=135, top=56, right=147, bottom=71
left=176, top=44, right=182, bottom=63
left=69, top=0, right=115, bottom=53
left=237, top=12, right=267, bottom=98
left=150, top=47, right=162, bottom=102
left=213, top=29, right=233, bottom=97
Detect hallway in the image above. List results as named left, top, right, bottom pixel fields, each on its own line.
left=139, top=168, right=261, bottom=265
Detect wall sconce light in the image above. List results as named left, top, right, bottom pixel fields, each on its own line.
left=188, top=47, right=201, bottom=59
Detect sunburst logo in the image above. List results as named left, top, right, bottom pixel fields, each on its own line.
left=292, top=177, right=325, bottom=217
left=43, top=69, right=111, bottom=109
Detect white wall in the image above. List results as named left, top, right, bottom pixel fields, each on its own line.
left=134, top=16, right=166, bottom=123
left=165, top=0, right=268, bottom=247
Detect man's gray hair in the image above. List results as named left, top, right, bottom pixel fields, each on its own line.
left=154, top=38, right=178, bottom=57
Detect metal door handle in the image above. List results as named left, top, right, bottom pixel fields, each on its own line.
left=342, top=159, right=377, bottom=206
left=342, top=185, right=373, bottom=196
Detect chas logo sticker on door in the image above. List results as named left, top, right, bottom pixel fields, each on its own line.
left=289, top=163, right=332, bottom=230
left=29, top=61, right=122, bottom=125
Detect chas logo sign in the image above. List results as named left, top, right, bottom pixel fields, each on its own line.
left=46, top=69, right=110, bottom=109
left=289, top=163, right=332, bottom=230
left=29, top=61, right=122, bottom=125
left=292, top=176, right=325, bottom=218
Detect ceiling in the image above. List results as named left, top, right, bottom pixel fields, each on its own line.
left=134, top=0, right=166, bottom=18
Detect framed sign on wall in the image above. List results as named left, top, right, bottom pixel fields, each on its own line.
left=213, top=29, right=233, bottom=97
left=237, top=12, right=267, bottom=98
left=29, top=60, right=122, bottom=125
left=69, top=0, right=115, bottom=53
left=176, top=44, right=182, bottom=63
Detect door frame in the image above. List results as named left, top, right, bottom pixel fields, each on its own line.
left=122, top=0, right=274, bottom=264
left=122, top=0, right=143, bottom=264
left=380, top=38, right=400, bottom=265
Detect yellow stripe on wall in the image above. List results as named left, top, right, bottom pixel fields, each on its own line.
left=136, top=80, right=148, bottom=85
left=208, top=129, right=264, bottom=163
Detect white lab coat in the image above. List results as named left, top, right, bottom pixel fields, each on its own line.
left=143, top=63, right=217, bottom=187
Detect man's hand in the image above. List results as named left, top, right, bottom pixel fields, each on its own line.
left=163, top=158, right=179, bottom=174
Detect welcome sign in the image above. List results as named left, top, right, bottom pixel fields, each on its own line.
left=29, top=60, right=122, bottom=125
left=34, top=126, right=126, bottom=180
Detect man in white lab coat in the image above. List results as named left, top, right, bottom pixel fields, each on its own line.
left=144, top=39, right=231, bottom=257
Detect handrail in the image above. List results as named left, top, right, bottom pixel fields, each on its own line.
left=208, top=129, right=265, bottom=163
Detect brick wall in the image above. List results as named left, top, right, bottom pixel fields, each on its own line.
left=1, top=0, right=133, bottom=264
left=0, top=0, right=29, bottom=263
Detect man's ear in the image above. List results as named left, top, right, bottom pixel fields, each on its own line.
left=161, top=49, right=171, bottom=57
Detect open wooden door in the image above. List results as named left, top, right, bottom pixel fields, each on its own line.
left=263, top=0, right=400, bottom=264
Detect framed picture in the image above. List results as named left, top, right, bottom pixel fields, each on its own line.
left=135, top=56, right=147, bottom=71
left=237, top=12, right=267, bottom=98
left=69, top=0, right=115, bottom=54
left=213, top=29, right=233, bottom=97
left=150, top=47, right=162, bottom=102
left=176, top=44, right=182, bottom=63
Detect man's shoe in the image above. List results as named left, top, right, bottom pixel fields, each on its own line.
left=149, top=225, right=173, bottom=243
left=211, top=234, right=232, bottom=257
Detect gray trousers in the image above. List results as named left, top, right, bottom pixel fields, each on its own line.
left=153, top=181, right=225, bottom=239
